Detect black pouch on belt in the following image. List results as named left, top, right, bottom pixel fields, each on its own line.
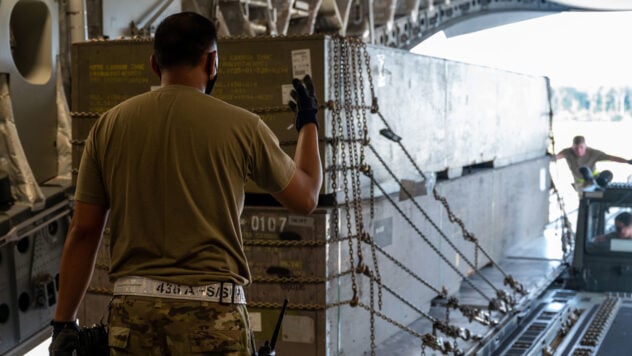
left=76, top=323, right=110, bottom=356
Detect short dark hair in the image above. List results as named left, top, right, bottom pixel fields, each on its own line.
left=572, top=136, right=585, bottom=146
left=153, top=12, right=217, bottom=69
left=616, top=212, right=632, bottom=227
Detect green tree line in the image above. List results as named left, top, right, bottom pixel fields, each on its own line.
left=552, top=86, right=632, bottom=121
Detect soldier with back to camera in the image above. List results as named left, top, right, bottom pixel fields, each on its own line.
left=49, top=11, right=322, bottom=355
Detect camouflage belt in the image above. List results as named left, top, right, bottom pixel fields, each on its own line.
left=113, top=276, right=247, bottom=304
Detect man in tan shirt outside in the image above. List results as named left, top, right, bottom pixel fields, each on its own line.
left=555, top=135, right=631, bottom=190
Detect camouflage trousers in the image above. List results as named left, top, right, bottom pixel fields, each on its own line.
left=108, top=295, right=255, bottom=355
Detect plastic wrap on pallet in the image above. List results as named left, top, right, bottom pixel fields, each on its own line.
left=0, top=74, right=45, bottom=210
left=56, top=60, right=72, bottom=179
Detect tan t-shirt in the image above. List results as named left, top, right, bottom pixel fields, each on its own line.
left=561, top=147, right=608, bottom=184
left=76, top=85, right=296, bottom=286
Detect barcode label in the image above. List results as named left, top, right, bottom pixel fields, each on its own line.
left=291, top=49, right=312, bottom=79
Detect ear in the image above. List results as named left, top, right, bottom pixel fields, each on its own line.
left=150, top=54, right=161, bottom=78
left=207, top=51, right=218, bottom=79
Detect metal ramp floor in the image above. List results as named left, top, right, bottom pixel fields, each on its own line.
left=375, top=230, right=567, bottom=355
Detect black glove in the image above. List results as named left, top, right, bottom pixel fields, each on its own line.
left=49, top=320, right=80, bottom=356
left=288, top=75, right=319, bottom=132
left=628, top=159, right=632, bottom=165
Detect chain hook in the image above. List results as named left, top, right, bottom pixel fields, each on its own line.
left=370, top=97, right=379, bottom=113
left=359, top=164, right=372, bottom=176
left=504, top=275, right=528, bottom=296
left=350, top=294, right=360, bottom=307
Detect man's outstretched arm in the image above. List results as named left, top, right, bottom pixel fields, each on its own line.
left=554, top=151, right=566, bottom=160
left=605, top=154, right=631, bottom=164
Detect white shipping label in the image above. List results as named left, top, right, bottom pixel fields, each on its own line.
left=282, top=315, right=314, bottom=343
left=281, top=84, right=294, bottom=106
left=291, top=49, right=312, bottom=79
left=249, top=312, right=262, bottom=332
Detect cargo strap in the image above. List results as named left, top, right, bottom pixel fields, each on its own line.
left=113, top=276, right=246, bottom=304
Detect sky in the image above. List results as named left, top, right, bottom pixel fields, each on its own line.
left=411, top=10, right=632, bottom=89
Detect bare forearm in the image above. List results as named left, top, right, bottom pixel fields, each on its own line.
left=54, top=229, right=102, bottom=321
left=274, top=75, right=323, bottom=213
left=294, top=123, right=322, bottom=197
left=608, top=155, right=629, bottom=163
